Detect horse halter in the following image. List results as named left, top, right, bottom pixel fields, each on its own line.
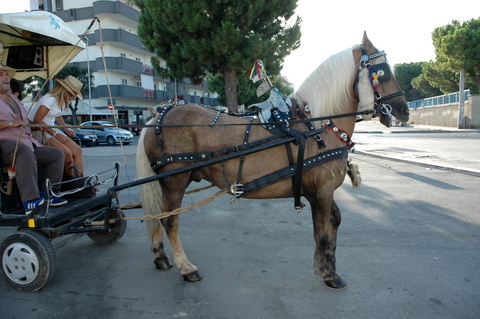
left=359, top=48, right=404, bottom=121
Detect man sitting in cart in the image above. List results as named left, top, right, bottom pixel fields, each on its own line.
left=0, top=64, right=68, bottom=213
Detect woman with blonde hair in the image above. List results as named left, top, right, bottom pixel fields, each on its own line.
left=29, top=75, right=84, bottom=177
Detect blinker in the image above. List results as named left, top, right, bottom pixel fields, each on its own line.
left=370, top=63, right=392, bottom=84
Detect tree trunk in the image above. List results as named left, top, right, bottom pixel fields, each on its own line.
left=223, top=66, right=238, bottom=114
left=476, top=73, right=480, bottom=93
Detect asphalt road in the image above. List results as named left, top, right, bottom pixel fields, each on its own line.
left=0, top=124, right=479, bottom=319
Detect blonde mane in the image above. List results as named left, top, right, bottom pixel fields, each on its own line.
left=291, top=45, right=360, bottom=129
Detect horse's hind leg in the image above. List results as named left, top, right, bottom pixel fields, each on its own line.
left=161, top=215, right=202, bottom=282
left=310, top=196, right=346, bottom=289
left=150, top=221, right=173, bottom=270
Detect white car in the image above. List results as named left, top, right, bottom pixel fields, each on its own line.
left=78, top=121, right=133, bottom=146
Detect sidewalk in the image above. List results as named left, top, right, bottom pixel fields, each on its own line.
left=354, top=120, right=480, bottom=134
left=352, top=120, right=480, bottom=175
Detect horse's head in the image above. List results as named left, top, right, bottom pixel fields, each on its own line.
left=356, top=32, right=409, bottom=127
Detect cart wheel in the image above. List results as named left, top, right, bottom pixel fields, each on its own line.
left=0, top=230, right=57, bottom=292
left=87, top=209, right=127, bottom=245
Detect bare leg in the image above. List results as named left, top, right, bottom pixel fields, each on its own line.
left=47, top=138, right=84, bottom=176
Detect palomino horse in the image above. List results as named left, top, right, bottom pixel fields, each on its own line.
left=136, top=32, right=409, bottom=289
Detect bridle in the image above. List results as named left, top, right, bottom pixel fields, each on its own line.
left=358, top=47, right=405, bottom=122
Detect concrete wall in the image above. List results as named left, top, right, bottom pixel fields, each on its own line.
left=408, top=94, right=480, bottom=129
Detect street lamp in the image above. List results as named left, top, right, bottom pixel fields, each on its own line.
left=83, top=37, right=93, bottom=121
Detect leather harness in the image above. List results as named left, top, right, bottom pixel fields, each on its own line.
left=150, top=102, right=354, bottom=211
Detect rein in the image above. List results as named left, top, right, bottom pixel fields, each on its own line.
left=148, top=107, right=383, bottom=130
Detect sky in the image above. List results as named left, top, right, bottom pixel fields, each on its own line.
left=1, top=0, right=479, bottom=89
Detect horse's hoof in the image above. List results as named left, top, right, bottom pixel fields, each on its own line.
left=324, top=277, right=347, bottom=289
left=182, top=271, right=202, bottom=282
left=154, top=257, right=173, bottom=270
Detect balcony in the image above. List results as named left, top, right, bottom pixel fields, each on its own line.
left=93, top=1, right=140, bottom=25
left=94, top=57, right=143, bottom=74
left=87, top=28, right=146, bottom=54
left=55, top=1, right=139, bottom=25
left=89, top=85, right=218, bottom=106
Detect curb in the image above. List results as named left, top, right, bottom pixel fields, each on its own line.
left=353, top=150, right=480, bottom=177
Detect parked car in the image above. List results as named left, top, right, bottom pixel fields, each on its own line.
left=70, top=128, right=97, bottom=147
left=78, top=121, right=134, bottom=146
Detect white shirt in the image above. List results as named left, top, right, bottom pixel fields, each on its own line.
left=28, top=94, right=65, bottom=126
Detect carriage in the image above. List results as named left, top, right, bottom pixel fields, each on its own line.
left=0, top=30, right=409, bottom=292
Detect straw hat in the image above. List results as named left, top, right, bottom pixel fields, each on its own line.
left=0, top=64, right=16, bottom=78
left=55, top=75, right=83, bottom=100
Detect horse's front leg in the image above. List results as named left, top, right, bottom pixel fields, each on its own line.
left=161, top=214, right=202, bottom=282
left=309, top=196, right=346, bottom=289
left=326, top=200, right=342, bottom=275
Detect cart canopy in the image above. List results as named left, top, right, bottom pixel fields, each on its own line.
left=0, top=11, right=86, bottom=80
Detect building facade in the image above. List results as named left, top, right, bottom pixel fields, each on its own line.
left=29, top=0, right=218, bottom=126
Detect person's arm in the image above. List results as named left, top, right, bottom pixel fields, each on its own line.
left=0, top=119, right=23, bottom=129
left=33, top=105, right=57, bottom=136
left=55, top=115, right=75, bottom=137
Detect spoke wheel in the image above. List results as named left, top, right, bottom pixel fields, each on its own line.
left=87, top=209, right=127, bottom=245
left=0, top=230, right=57, bottom=292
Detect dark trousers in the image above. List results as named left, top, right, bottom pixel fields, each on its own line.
left=0, top=140, right=64, bottom=203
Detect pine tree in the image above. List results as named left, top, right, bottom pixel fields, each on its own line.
left=135, top=0, right=301, bottom=112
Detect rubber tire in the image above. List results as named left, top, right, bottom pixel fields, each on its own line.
left=87, top=209, right=127, bottom=245
left=106, top=136, right=116, bottom=146
left=0, top=230, right=57, bottom=292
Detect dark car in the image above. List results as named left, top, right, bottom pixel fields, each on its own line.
left=78, top=121, right=134, bottom=146
left=70, top=128, right=97, bottom=147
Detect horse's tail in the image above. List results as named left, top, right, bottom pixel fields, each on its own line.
left=136, top=123, right=164, bottom=238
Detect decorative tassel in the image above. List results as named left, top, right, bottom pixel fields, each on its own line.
left=347, top=161, right=361, bottom=188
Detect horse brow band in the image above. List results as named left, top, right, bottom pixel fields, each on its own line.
left=368, top=51, right=386, bottom=60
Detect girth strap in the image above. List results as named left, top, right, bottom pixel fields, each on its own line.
left=231, top=118, right=254, bottom=196
left=293, top=133, right=307, bottom=210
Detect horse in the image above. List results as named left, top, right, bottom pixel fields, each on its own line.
left=135, top=32, right=409, bottom=289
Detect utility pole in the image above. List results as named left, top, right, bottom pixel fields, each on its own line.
left=458, top=68, right=465, bottom=129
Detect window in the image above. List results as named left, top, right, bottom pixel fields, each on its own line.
left=121, top=79, right=128, bottom=85
left=120, top=53, right=126, bottom=58
left=136, top=81, right=142, bottom=87
left=56, top=0, right=63, bottom=10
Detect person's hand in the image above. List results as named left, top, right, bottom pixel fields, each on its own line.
left=56, top=135, right=70, bottom=144
left=10, top=120, right=23, bottom=128
left=64, top=128, right=76, bottom=137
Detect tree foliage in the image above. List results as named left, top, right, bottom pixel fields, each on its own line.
left=430, top=18, right=480, bottom=92
left=393, top=62, right=436, bottom=101
left=135, top=0, right=301, bottom=112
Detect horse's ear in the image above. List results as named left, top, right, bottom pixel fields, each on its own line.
left=362, top=31, right=375, bottom=52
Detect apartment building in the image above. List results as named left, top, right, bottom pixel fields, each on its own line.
left=30, top=0, right=218, bottom=126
